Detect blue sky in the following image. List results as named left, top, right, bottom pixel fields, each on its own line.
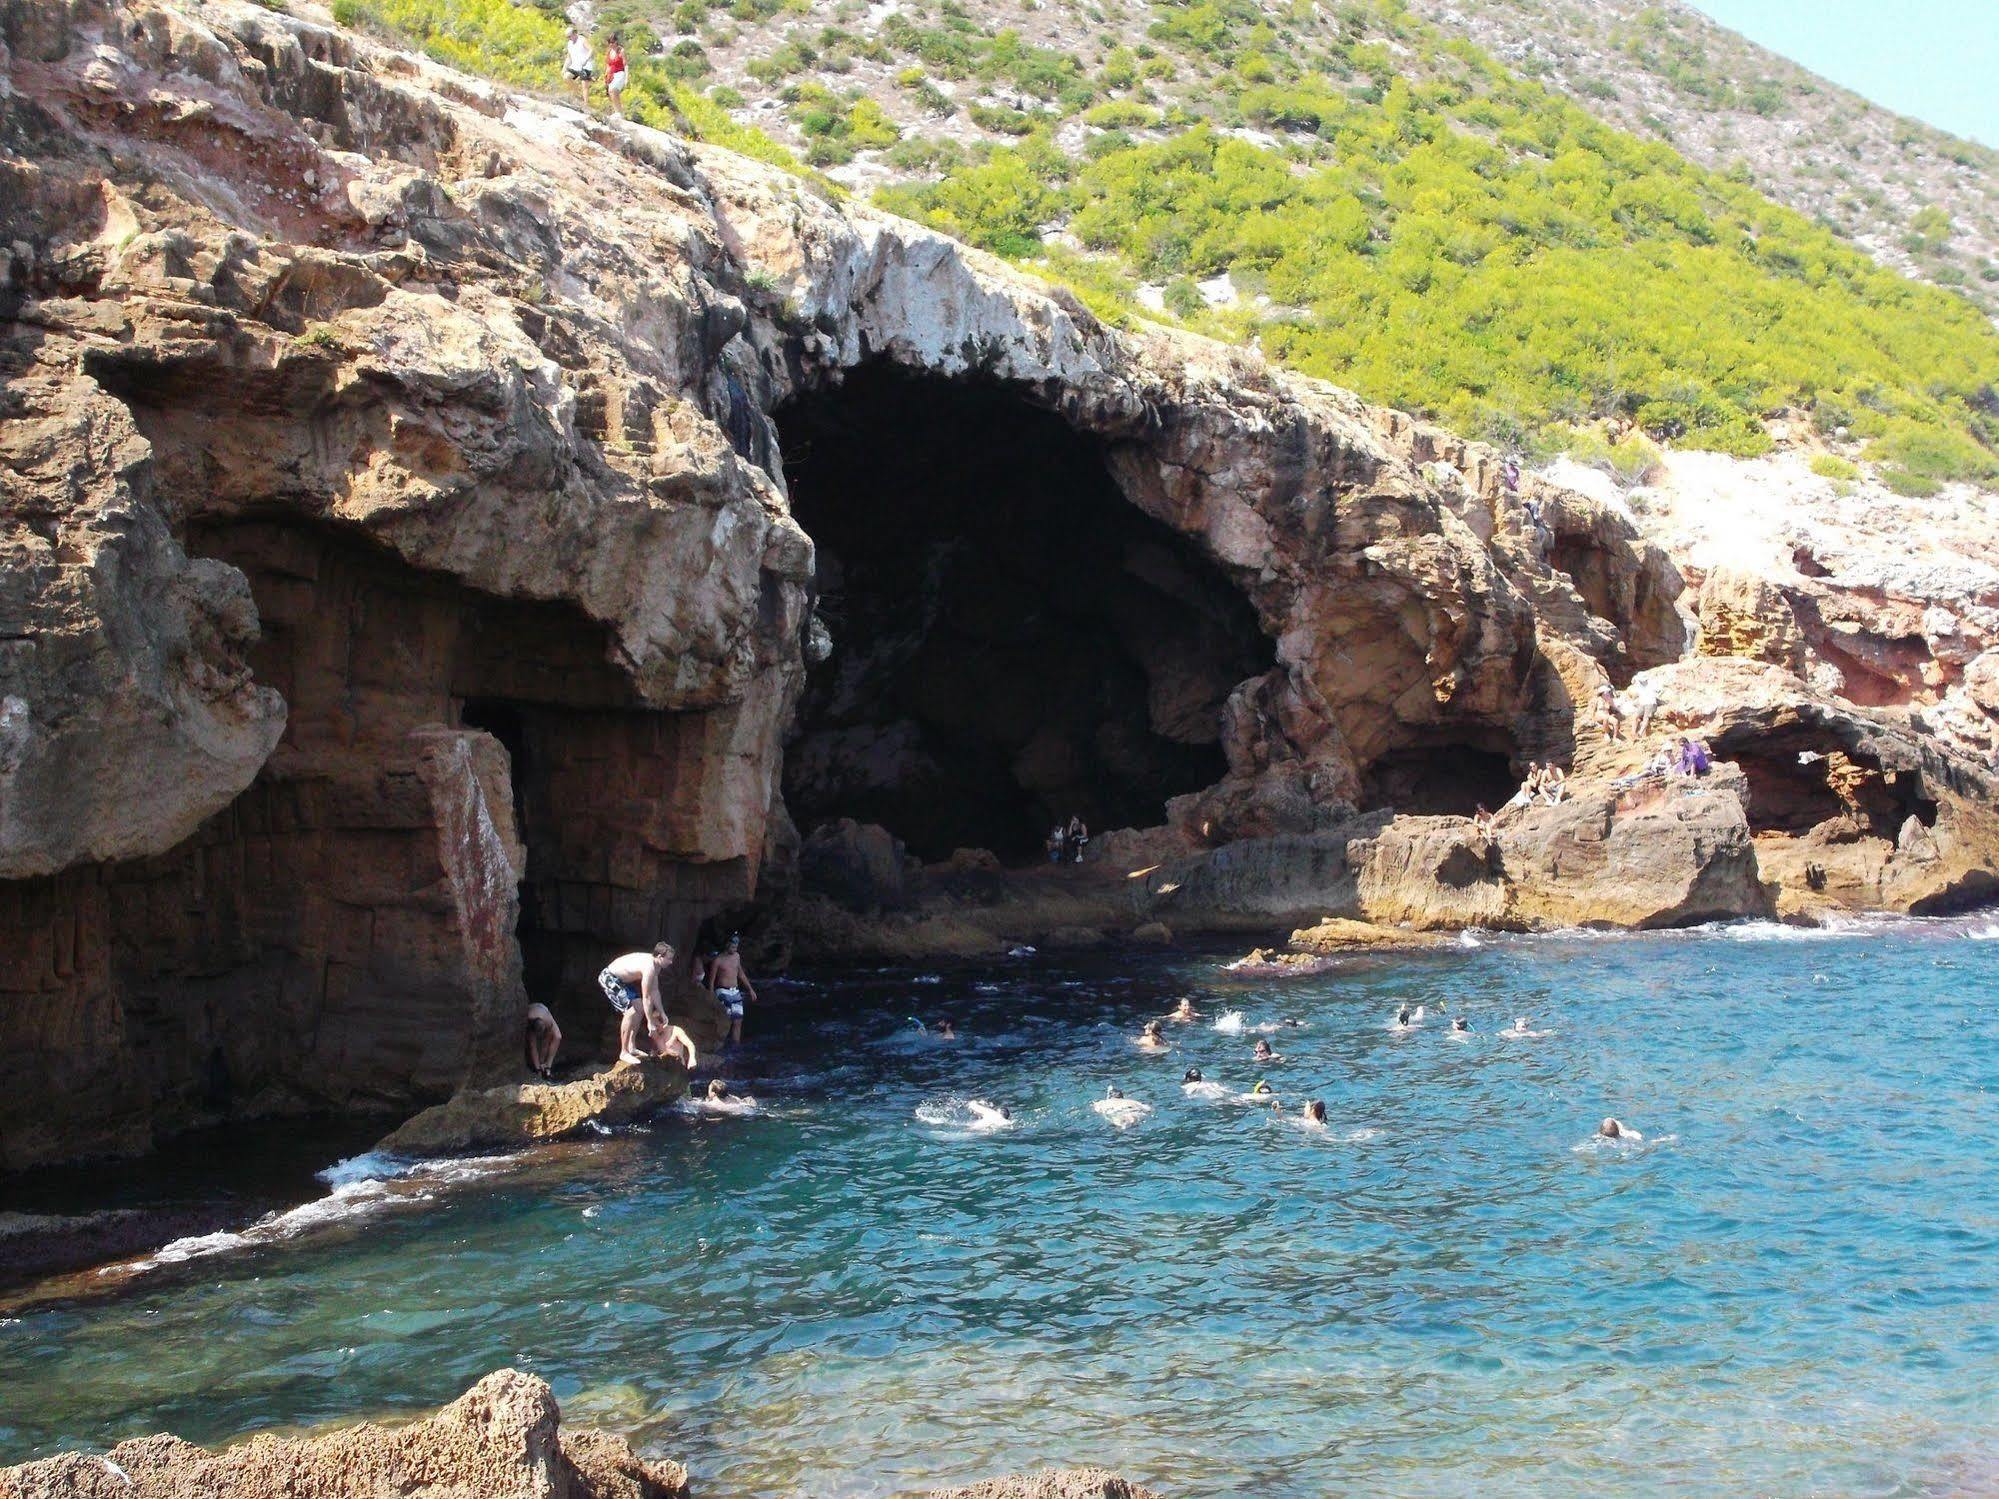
left=1685, top=0, right=1999, bottom=147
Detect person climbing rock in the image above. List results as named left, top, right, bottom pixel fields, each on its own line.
left=524, top=1002, right=562, bottom=1079
left=707, top=933, right=759, bottom=1046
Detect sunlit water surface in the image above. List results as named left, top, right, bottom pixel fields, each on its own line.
left=6, top=921, right=1999, bottom=1496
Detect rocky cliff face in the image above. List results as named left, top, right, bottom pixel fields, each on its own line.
left=2, top=0, right=1994, bottom=1169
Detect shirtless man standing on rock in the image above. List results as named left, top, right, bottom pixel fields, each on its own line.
left=706, top=934, right=758, bottom=1047
left=600, top=942, right=696, bottom=1069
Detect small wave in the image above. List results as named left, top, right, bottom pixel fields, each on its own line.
left=1457, top=930, right=1484, bottom=948
left=914, top=1098, right=1015, bottom=1133
left=120, top=1153, right=516, bottom=1274
left=675, top=1095, right=761, bottom=1118
left=1006, top=945, right=1037, bottom=958
left=1573, top=1132, right=1676, bottom=1156
left=1093, top=1098, right=1152, bottom=1128
left=911, top=975, right=943, bottom=985
left=1213, top=1010, right=1246, bottom=1035
left=1969, top=925, right=1999, bottom=942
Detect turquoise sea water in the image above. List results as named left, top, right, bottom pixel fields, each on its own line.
left=5, top=920, right=1999, bottom=1495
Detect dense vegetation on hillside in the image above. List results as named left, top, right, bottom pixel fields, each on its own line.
left=330, top=0, right=1999, bottom=493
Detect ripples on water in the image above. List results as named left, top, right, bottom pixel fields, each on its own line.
left=4, top=921, right=1999, bottom=1496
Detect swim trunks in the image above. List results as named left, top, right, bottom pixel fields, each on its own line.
left=599, top=968, right=639, bottom=1013
left=716, top=987, right=744, bottom=1019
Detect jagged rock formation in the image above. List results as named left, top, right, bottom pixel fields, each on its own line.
left=0, top=1370, right=688, bottom=1499
left=378, top=1055, right=688, bottom=1156
left=1, top=0, right=1994, bottom=1168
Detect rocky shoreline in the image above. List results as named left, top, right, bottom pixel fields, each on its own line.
left=0, top=1369, right=1155, bottom=1499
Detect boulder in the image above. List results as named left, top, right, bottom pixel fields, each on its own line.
left=798, top=819, right=918, bottom=913
left=377, top=1059, right=688, bottom=1157
left=0, top=1370, right=686, bottom=1499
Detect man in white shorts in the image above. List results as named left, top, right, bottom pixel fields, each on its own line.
left=599, top=942, right=695, bottom=1068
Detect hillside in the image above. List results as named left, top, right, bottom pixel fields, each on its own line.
left=314, top=0, right=1999, bottom=493
left=1406, top=0, right=1999, bottom=313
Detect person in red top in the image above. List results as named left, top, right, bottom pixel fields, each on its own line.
left=604, top=35, right=627, bottom=116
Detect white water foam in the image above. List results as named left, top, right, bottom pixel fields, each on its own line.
left=1213, top=1010, right=1246, bottom=1035
left=114, top=1152, right=517, bottom=1275
left=1969, top=925, right=1999, bottom=942
left=914, top=1098, right=1015, bottom=1133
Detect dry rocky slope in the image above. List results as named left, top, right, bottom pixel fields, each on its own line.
left=2, top=0, right=1997, bottom=1171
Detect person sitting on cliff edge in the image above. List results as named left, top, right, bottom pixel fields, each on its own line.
left=601, top=942, right=692, bottom=1068
left=524, top=1002, right=562, bottom=1080
left=707, top=933, right=759, bottom=1047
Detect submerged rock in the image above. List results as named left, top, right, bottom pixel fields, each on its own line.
left=0, top=1370, right=686, bottom=1499
left=378, top=1059, right=688, bottom=1157
left=926, top=1472, right=1162, bottom=1499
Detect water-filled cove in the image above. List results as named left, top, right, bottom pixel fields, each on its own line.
left=4, top=923, right=1998, bottom=1497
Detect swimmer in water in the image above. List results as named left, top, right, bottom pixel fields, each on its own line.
left=1170, top=997, right=1201, bottom=1023
left=1301, top=1099, right=1327, bottom=1125
left=1136, top=1019, right=1169, bottom=1051
left=934, top=1018, right=956, bottom=1040
left=1394, top=1004, right=1414, bottom=1030
left=1502, top=1015, right=1551, bottom=1038
left=1252, top=1038, right=1284, bottom=1064
left=707, top=1078, right=728, bottom=1100
left=1249, top=1079, right=1276, bottom=1101
left=1451, top=1016, right=1470, bottom=1033
left=1598, top=1116, right=1642, bottom=1142
left=1183, top=1066, right=1203, bottom=1083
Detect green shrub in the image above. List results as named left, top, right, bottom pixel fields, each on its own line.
left=1809, top=454, right=1859, bottom=482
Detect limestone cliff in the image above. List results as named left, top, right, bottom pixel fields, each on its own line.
left=2, top=0, right=1994, bottom=1169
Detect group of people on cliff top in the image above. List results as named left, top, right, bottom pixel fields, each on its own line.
left=520, top=934, right=760, bottom=1080
left=562, top=27, right=628, bottom=116
left=1046, top=816, right=1091, bottom=864
left=1594, top=680, right=1663, bottom=742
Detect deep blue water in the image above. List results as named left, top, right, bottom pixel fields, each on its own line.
left=4, top=919, right=1999, bottom=1496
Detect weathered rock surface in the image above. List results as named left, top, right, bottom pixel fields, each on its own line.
left=1, top=0, right=1994, bottom=1164
left=925, top=1472, right=1162, bottom=1499
left=0, top=1370, right=687, bottom=1499
left=378, top=1057, right=688, bottom=1156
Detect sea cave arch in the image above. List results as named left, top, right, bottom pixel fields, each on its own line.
left=775, top=366, right=1274, bottom=863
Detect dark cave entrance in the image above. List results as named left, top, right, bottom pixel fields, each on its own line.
left=776, top=366, right=1273, bottom=863
left=1360, top=741, right=1519, bottom=818
left=1713, top=724, right=1939, bottom=837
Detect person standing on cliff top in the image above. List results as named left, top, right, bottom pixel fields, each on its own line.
left=562, top=27, right=595, bottom=102
left=707, top=934, right=758, bottom=1047
left=601, top=942, right=688, bottom=1066
left=604, top=35, right=628, bottom=116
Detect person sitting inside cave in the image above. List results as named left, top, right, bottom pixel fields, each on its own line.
left=706, top=933, right=759, bottom=1047
left=1066, top=815, right=1090, bottom=864
left=1047, top=824, right=1067, bottom=864
left=524, top=1002, right=562, bottom=1080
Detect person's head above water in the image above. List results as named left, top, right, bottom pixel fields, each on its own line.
left=1252, top=1079, right=1272, bottom=1095
left=1599, top=1117, right=1623, bottom=1139
left=1253, top=1039, right=1274, bottom=1057
left=706, top=1079, right=727, bottom=1100
left=1396, top=1005, right=1412, bottom=1024
left=1106, top=1085, right=1124, bottom=1099
left=1453, top=1016, right=1469, bottom=1032
left=1514, top=1016, right=1529, bottom=1030
left=1304, top=1099, right=1326, bottom=1123
left=1183, top=1066, right=1203, bottom=1083
left=1143, top=1019, right=1163, bottom=1037
left=935, top=1018, right=955, bottom=1036
left=1173, top=998, right=1195, bottom=1014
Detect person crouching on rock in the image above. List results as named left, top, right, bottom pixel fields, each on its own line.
left=524, top=1002, right=562, bottom=1080
left=706, top=933, right=758, bottom=1047
left=601, top=942, right=692, bottom=1067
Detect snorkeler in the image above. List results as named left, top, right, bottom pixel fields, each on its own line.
left=1452, top=1016, right=1470, bottom=1033
left=1136, top=1019, right=1169, bottom=1051
left=1170, top=997, right=1201, bottom=1023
